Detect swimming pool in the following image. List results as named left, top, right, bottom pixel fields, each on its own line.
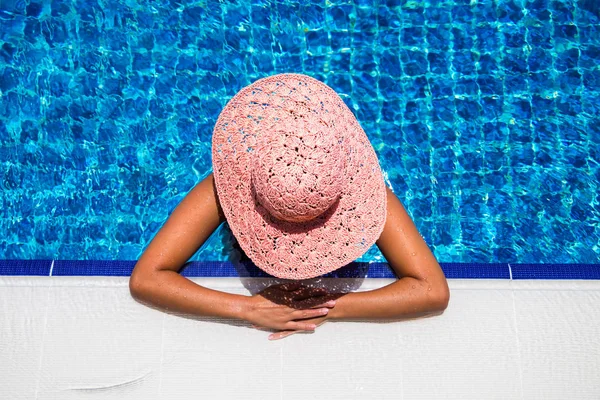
left=1, top=0, right=599, bottom=267
left=2, top=2, right=600, bottom=399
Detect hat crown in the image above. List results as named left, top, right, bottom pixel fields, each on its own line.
left=251, top=117, right=347, bottom=223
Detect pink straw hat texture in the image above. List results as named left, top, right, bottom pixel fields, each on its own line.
left=211, top=73, right=387, bottom=280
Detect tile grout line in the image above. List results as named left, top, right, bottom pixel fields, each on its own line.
left=280, top=341, right=283, bottom=400
left=157, top=313, right=166, bottom=399
left=511, top=288, right=525, bottom=400
left=399, top=322, right=404, bottom=400
left=34, top=281, right=52, bottom=400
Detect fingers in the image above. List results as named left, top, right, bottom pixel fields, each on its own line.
left=257, top=319, right=316, bottom=333
left=310, top=299, right=337, bottom=309
left=269, top=330, right=299, bottom=340
left=290, top=307, right=330, bottom=321
left=287, top=297, right=336, bottom=311
left=252, top=321, right=316, bottom=333
left=248, top=295, right=334, bottom=339
left=250, top=306, right=322, bottom=331
left=267, top=316, right=328, bottom=340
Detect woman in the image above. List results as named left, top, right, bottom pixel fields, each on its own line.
left=129, top=73, right=449, bottom=340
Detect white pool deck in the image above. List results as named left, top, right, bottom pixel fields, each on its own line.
left=2, top=276, right=599, bottom=400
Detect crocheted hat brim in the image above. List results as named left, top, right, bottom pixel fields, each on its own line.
left=212, top=73, right=387, bottom=279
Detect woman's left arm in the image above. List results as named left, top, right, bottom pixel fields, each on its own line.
left=328, top=185, right=450, bottom=320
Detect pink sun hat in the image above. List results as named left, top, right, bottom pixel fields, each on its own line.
left=211, top=73, right=387, bottom=280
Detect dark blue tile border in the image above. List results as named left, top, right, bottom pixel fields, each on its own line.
left=224, top=262, right=511, bottom=279
left=511, top=263, right=600, bottom=280
left=1, top=260, right=599, bottom=279
left=0, top=259, right=52, bottom=276
left=181, top=261, right=241, bottom=277
left=440, top=263, right=511, bottom=279
left=52, top=260, right=136, bottom=276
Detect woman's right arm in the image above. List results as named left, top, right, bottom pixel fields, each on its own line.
left=129, top=173, right=332, bottom=331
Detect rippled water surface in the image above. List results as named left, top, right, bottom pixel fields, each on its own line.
left=1, top=0, right=599, bottom=264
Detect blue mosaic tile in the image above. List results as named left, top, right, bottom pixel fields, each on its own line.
left=453, top=26, right=474, bottom=49
left=529, top=48, right=553, bottom=73
left=579, top=25, right=600, bottom=46
left=583, top=69, right=600, bottom=89
left=430, top=98, right=453, bottom=123
left=556, top=48, right=580, bottom=71
left=452, top=5, right=474, bottom=24
left=580, top=45, right=600, bottom=70
left=456, top=98, right=482, bottom=120
left=504, top=27, right=527, bottom=49
left=453, top=50, right=477, bottom=75
left=498, top=2, right=525, bottom=22
left=407, top=173, right=433, bottom=196
left=404, top=145, right=432, bottom=173
left=426, top=25, right=451, bottom=50
left=424, top=6, right=452, bottom=25
left=352, top=72, right=378, bottom=98
left=379, top=30, right=400, bottom=48
left=437, top=196, right=456, bottom=215
left=430, top=123, right=456, bottom=148
left=353, top=29, right=377, bottom=49
left=401, top=27, right=425, bottom=47
left=454, top=79, right=477, bottom=96
left=410, top=197, right=433, bottom=220
left=558, top=69, right=583, bottom=94
left=480, top=96, right=502, bottom=121
left=506, top=73, right=527, bottom=93
left=427, top=51, right=450, bottom=74
left=487, top=189, right=513, bottom=213
left=475, top=76, right=498, bottom=96
left=527, top=23, right=553, bottom=50
left=354, top=5, right=375, bottom=30
left=403, top=6, right=425, bottom=26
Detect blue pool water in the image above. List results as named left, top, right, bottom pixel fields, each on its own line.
left=0, top=0, right=599, bottom=265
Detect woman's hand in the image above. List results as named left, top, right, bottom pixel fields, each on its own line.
left=266, top=313, right=329, bottom=340
left=242, top=282, right=346, bottom=340
left=244, top=293, right=336, bottom=339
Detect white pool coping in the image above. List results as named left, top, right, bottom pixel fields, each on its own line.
left=2, top=276, right=599, bottom=399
